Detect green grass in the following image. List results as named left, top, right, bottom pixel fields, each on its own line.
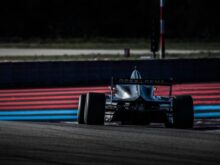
left=166, top=40, right=220, bottom=50
left=0, top=55, right=141, bottom=62
left=0, top=38, right=148, bottom=49
left=0, top=38, right=220, bottom=50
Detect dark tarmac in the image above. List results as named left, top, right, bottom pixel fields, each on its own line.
left=0, top=121, right=219, bottom=165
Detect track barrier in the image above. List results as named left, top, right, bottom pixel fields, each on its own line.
left=0, top=59, right=220, bottom=88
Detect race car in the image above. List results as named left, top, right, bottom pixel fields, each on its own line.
left=78, top=68, right=194, bottom=128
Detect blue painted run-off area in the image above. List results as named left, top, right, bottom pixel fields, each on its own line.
left=0, top=115, right=77, bottom=121
left=194, top=105, right=220, bottom=111
left=0, top=105, right=219, bottom=121
left=0, top=110, right=78, bottom=121
left=0, top=110, right=78, bottom=116
left=194, top=105, right=220, bottom=119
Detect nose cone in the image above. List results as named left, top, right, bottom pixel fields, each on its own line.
left=130, top=69, right=142, bottom=79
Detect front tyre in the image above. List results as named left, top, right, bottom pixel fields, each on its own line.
left=173, top=95, right=194, bottom=129
left=84, top=93, right=106, bottom=125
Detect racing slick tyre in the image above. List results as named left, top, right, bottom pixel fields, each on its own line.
left=78, top=94, right=86, bottom=124
left=173, top=95, right=194, bottom=129
left=84, top=93, right=106, bottom=125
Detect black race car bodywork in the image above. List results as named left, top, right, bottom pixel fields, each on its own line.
left=78, top=69, right=194, bottom=128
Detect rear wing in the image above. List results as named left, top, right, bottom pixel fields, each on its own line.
left=112, top=78, right=173, bottom=86
left=111, top=78, right=173, bottom=97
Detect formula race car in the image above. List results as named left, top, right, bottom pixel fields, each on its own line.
left=78, top=69, right=194, bottom=128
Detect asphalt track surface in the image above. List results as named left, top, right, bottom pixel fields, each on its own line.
left=0, top=121, right=220, bottom=165
left=1, top=48, right=220, bottom=56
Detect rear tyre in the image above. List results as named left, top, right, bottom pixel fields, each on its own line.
left=173, top=95, right=194, bottom=129
left=78, top=94, right=86, bottom=124
left=84, top=93, right=106, bottom=125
